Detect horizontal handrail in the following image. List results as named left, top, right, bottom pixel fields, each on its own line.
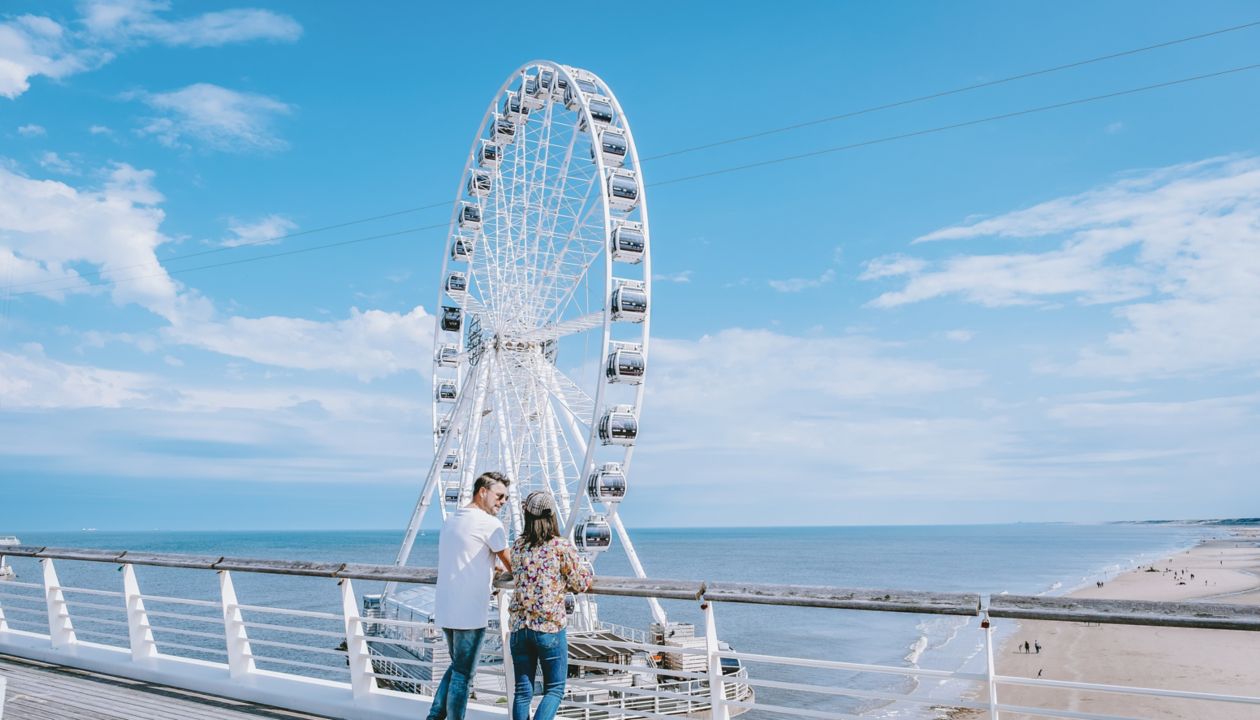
left=6, top=544, right=1260, bottom=631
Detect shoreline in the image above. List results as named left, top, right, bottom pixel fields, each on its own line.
left=945, top=526, right=1260, bottom=719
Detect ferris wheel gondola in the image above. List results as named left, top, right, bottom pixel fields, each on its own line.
left=390, top=61, right=665, bottom=628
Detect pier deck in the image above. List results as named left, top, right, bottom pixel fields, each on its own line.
left=0, top=654, right=332, bottom=720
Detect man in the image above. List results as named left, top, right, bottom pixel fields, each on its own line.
left=428, top=471, right=512, bottom=720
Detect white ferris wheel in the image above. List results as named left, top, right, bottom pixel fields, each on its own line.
left=392, top=60, right=665, bottom=627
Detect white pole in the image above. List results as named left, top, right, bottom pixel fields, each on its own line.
left=121, top=565, right=156, bottom=662
left=341, top=578, right=378, bottom=700
left=983, top=613, right=1000, bottom=719
left=703, top=602, right=729, bottom=720
left=41, top=559, right=76, bottom=649
left=499, top=591, right=515, bottom=708
left=219, top=570, right=255, bottom=679
left=609, top=511, right=667, bottom=626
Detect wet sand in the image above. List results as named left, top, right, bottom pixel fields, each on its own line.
left=971, top=527, right=1260, bottom=719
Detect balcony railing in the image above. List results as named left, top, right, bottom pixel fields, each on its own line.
left=0, top=544, right=1257, bottom=720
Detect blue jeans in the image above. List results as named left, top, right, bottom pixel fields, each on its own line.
left=427, top=627, right=487, bottom=720
left=510, top=628, right=568, bottom=720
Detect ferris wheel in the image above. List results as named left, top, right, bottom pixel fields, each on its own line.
left=392, top=61, right=664, bottom=626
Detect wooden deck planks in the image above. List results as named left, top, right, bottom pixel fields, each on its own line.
left=0, top=654, right=333, bottom=720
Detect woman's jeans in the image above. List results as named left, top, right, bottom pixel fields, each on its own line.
left=427, top=627, right=487, bottom=720
left=510, top=628, right=568, bottom=720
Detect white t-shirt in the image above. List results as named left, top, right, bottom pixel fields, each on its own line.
left=434, top=506, right=508, bottom=629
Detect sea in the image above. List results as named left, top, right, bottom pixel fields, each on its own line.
left=0, top=523, right=1220, bottom=718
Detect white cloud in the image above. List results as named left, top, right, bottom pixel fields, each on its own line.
left=131, top=83, right=293, bottom=151
left=0, top=162, right=199, bottom=319
left=769, top=268, right=835, bottom=293
left=943, top=330, right=974, bottom=343
left=865, top=156, right=1260, bottom=378
left=0, top=14, right=104, bottom=99
left=17, top=123, right=46, bottom=136
left=1105, top=121, right=1125, bottom=135
left=0, top=4, right=298, bottom=101
left=38, top=150, right=76, bottom=174
left=88, top=124, right=112, bottom=135
left=653, top=270, right=692, bottom=284
left=164, top=306, right=435, bottom=382
left=0, top=344, right=151, bottom=408
left=860, top=254, right=926, bottom=280
left=221, top=214, right=297, bottom=247
left=80, top=1, right=302, bottom=48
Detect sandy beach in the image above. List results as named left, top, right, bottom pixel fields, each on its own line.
left=958, top=527, right=1260, bottom=719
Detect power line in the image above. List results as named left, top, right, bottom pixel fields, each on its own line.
left=4, top=18, right=1255, bottom=298
left=652, top=61, right=1260, bottom=187
left=641, top=18, right=1260, bottom=162
left=12, top=60, right=1258, bottom=300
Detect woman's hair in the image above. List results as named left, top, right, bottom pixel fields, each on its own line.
left=521, top=491, right=560, bottom=548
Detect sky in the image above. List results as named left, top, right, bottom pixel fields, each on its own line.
left=1, top=1, right=1258, bottom=531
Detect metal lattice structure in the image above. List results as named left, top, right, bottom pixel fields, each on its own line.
left=392, top=61, right=663, bottom=627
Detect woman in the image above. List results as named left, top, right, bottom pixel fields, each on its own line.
left=509, top=491, right=594, bottom=720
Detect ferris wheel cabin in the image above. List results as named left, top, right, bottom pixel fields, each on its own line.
left=609, top=222, right=644, bottom=263
left=502, top=91, right=529, bottom=122
left=607, top=169, right=640, bottom=211
left=444, top=485, right=461, bottom=505
left=610, top=281, right=647, bottom=322
left=445, top=271, right=468, bottom=293
left=575, top=516, right=613, bottom=553
left=435, top=381, right=458, bottom=402
left=588, top=463, right=628, bottom=503
left=450, top=235, right=475, bottom=262
left=592, top=129, right=628, bottom=168
left=458, top=202, right=482, bottom=231
left=441, top=306, right=463, bottom=332
left=605, top=345, right=645, bottom=383
left=477, top=140, right=500, bottom=169
left=467, top=171, right=491, bottom=197
left=598, top=405, right=638, bottom=446
left=492, top=114, right=516, bottom=144
left=442, top=452, right=460, bottom=471
left=435, top=344, right=459, bottom=367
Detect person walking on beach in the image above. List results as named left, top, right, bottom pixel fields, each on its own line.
left=509, top=491, right=594, bottom=720
left=428, top=472, right=513, bottom=720
left=1034, top=641, right=1041, bottom=654
left=1024, top=640, right=1030, bottom=653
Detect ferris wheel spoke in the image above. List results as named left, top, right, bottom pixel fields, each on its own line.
left=530, top=358, right=596, bottom=428
left=510, top=310, right=604, bottom=345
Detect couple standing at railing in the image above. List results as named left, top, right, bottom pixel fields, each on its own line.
left=428, top=471, right=594, bottom=720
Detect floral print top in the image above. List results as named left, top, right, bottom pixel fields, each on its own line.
left=509, top=536, right=593, bottom=633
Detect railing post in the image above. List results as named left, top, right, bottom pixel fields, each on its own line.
left=219, top=570, right=255, bottom=679
left=499, top=590, right=515, bottom=706
left=982, top=610, right=1000, bottom=720
left=702, top=601, right=729, bottom=720
left=340, top=578, right=379, bottom=699
left=41, top=559, right=76, bottom=649
left=121, top=564, right=157, bottom=661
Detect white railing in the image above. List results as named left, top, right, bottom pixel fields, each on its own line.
left=0, top=545, right=1257, bottom=720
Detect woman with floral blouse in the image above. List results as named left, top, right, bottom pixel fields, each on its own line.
left=509, top=491, right=594, bottom=720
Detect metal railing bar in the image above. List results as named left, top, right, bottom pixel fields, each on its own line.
left=0, top=581, right=44, bottom=591
left=0, top=619, right=47, bottom=631
left=566, top=636, right=708, bottom=655
left=11, top=545, right=1260, bottom=631
left=367, top=654, right=439, bottom=670
left=569, top=658, right=709, bottom=680
left=0, top=593, right=44, bottom=604
left=60, top=587, right=125, bottom=598
left=0, top=606, right=47, bottom=617
left=996, top=674, right=1260, bottom=704
left=360, top=615, right=439, bottom=630
left=736, top=674, right=989, bottom=710
left=365, top=635, right=444, bottom=650
left=145, top=609, right=224, bottom=624
left=367, top=671, right=428, bottom=686
left=71, top=615, right=130, bottom=629
left=242, top=620, right=346, bottom=639
left=137, top=594, right=220, bottom=608
left=233, top=603, right=342, bottom=621
left=247, top=637, right=347, bottom=656
left=723, top=649, right=988, bottom=681
left=723, top=697, right=862, bottom=720
left=64, top=600, right=125, bottom=613
left=150, top=625, right=226, bottom=641
left=158, top=641, right=229, bottom=656
left=994, top=702, right=1145, bottom=720
left=563, top=679, right=711, bottom=704
left=245, top=654, right=353, bottom=674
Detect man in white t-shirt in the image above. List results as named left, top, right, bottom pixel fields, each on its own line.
left=428, top=471, right=512, bottom=720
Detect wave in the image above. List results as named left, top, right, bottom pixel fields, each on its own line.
left=904, top=634, right=929, bottom=665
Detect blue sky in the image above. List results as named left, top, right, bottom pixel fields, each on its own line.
left=2, top=1, right=1258, bottom=530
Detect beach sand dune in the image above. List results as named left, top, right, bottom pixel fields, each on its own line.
left=990, top=529, right=1260, bottom=720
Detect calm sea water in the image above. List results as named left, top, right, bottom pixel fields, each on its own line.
left=2, top=523, right=1217, bottom=718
